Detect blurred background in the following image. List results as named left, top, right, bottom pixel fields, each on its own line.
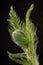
left=0, top=0, right=43, bottom=65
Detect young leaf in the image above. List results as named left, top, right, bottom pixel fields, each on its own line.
left=12, top=30, right=29, bottom=49
left=7, top=4, right=39, bottom=65
left=25, top=4, right=39, bottom=53
left=7, top=6, right=20, bottom=34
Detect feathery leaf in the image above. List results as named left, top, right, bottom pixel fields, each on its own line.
left=7, top=4, right=39, bottom=65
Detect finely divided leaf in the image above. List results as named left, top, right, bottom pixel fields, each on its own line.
left=25, top=4, right=39, bottom=51
left=7, top=4, right=39, bottom=65
left=7, top=6, right=20, bottom=32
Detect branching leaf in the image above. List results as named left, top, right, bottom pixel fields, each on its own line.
left=7, top=6, right=20, bottom=34
left=7, top=4, right=39, bottom=65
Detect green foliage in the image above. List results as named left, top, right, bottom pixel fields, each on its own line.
left=7, top=4, right=39, bottom=65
